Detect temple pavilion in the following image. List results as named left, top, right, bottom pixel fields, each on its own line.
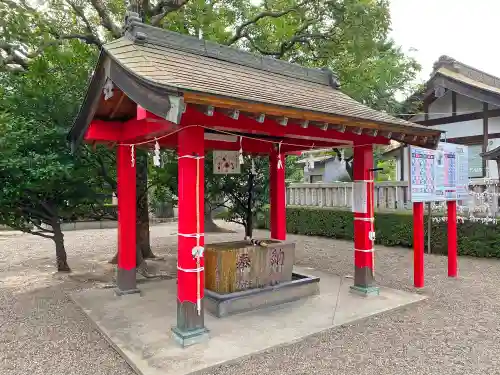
left=68, top=13, right=441, bottom=346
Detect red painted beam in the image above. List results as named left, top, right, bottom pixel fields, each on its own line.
left=84, top=120, right=122, bottom=142
left=181, top=105, right=389, bottom=146
left=85, top=118, right=178, bottom=143
left=121, top=118, right=178, bottom=142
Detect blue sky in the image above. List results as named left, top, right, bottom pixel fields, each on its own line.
left=389, top=0, right=500, bottom=82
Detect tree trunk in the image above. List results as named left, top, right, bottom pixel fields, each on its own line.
left=52, top=221, right=71, bottom=272
left=204, top=201, right=223, bottom=232
left=136, top=152, right=156, bottom=259
left=245, top=171, right=254, bottom=238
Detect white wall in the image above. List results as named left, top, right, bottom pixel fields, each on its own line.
left=411, top=92, right=500, bottom=139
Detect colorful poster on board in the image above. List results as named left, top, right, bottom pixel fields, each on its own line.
left=409, top=146, right=436, bottom=202
left=409, top=142, right=469, bottom=203
left=434, top=142, right=457, bottom=201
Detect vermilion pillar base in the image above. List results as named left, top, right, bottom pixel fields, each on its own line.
left=447, top=200, right=458, bottom=277
left=116, top=145, right=139, bottom=295
left=172, top=125, right=209, bottom=347
left=350, top=144, right=379, bottom=297
left=413, top=202, right=425, bottom=288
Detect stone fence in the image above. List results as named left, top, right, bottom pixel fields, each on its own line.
left=287, top=181, right=410, bottom=211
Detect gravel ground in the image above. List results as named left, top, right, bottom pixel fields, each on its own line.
left=1, top=222, right=500, bottom=375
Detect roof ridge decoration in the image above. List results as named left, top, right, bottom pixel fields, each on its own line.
left=121, top=19, right=340, bottom=89
left=123, top=11, right=147, bottom=43
left=432, top=55, right=458, bottom=73
left=432, top=55, right=500, bottom=90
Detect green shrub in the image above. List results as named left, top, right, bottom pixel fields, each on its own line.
left=257, top=206, right=500, bottom=258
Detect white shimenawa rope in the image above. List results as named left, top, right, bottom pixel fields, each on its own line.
left=176, top=154, right=205, bottom=315
left=369, top=171, right=375, bottom=275
left=195, top=155, right=202, bottom=315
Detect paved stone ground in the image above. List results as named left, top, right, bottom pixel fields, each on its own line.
left=1, top=222, right=500, bottom=374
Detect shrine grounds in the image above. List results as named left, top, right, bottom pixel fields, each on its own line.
left=1, top=222, right=500, bottom=375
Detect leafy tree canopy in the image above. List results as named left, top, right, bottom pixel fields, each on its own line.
left=0, top=42, right=114, bottom=271
left=0, top=0, right=421, bottom=240
left=1, top=0, right=420, bottom=112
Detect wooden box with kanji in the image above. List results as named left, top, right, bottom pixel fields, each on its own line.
left=204, top=240, right=295, bottom=294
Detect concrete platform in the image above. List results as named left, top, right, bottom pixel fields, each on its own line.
left=71, top=266, right=426, bottom=375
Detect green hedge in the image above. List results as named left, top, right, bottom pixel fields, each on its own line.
left=257, top=206, right=500, bottom=258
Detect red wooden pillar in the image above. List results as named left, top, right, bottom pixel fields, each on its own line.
left=116, top=144, right=139, bottom=294
left=270, top=150, right=286, bottom=240
left=351, top=144, right=379, bottom=296
left=269, top=154, right=277, bottom=236
left=447, top=200, right=458, bottom=277
left=171, top=125, right=209, bottom=347
left=413, top=201, right=424, bottom=288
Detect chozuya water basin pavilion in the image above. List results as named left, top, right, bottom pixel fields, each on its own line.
left=68, top=13, right=441, bottom=347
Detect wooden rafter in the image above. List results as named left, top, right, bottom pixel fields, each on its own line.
left=182, top=92, right=441, bottom=140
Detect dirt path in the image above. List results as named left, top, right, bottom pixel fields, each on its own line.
left=1, top=223, right=500, bottom=375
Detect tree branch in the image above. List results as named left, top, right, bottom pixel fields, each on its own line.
left=65, top=0, right=103, bottom=46
left=227, top=218, right=244, bottom=226
left=227, top=189, right=246, bottom=210
left=27, top=229, right=54, bottom=240
left=227, top=6, right=303, bottom=46
left=332, top=148, right=342, bottom=161
left=151, top=0, right=190, bottom=26
left=40, top=202, right=59, bottom=220
left=241, top=17, right=331, bottom=59
left=88, top=0, right=122, bottom=38
left=9, top=215, right=54, bottom=239
left=0, top=33, right=102, bottom=72
left=30, top=221, right=54, bottom=234
left=20, top=206, right=53, bottom=223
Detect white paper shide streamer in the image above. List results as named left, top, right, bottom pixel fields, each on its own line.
left=153, top=140, right=161, bottom=167
left=239, top=137, right=244, bottom=165
left=277, top=142, right=283, bottom=170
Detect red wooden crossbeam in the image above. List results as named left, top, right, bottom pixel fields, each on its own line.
left=181, top=104, right=388, bottom=146
left=85, top=118, right=177, bottom=143
left=85, top=104, right=386, bottom=150
left=84, top=120, right=122, bottom=142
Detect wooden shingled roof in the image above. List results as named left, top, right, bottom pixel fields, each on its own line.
left=68, top=16, right=442, bottom=149
left=417, top=55, right=500, bottom=109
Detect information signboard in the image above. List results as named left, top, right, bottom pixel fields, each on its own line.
left=434, top=142, right=457, bottom=201
left=409, top=143, right=469, bottom=203
left=409, top=146, right=437, bottom=202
